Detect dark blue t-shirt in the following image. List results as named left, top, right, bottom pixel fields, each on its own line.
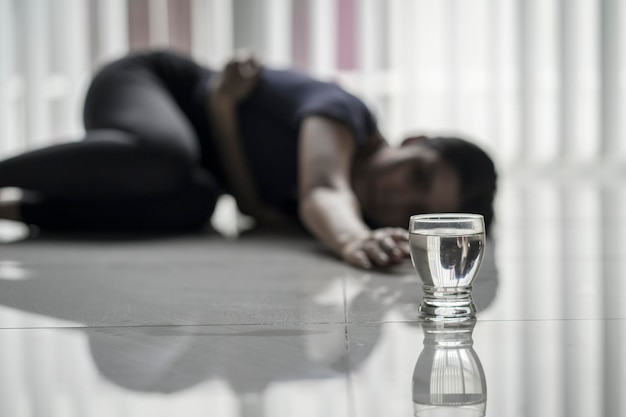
left=236, top=69, right=378, bottom=215
left=142, top=51, right=378, bottom=216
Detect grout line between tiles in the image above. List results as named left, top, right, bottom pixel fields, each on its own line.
left=0, top=316, right=623, bottom=331
left=342, top=275, right=358, bottom=417
left=0, top=321, right=349, bottom=331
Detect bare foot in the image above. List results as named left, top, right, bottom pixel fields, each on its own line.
left=0, top=195, right=30, bottom=242
left=0, top=199, right=22, bottom=222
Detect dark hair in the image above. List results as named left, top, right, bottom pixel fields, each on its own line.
left=422, top=137, right=497, bottom=233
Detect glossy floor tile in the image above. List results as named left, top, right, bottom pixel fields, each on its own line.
left=348, top=319, right=626, bottom=417
left=0, top=172, right=624, bottom=415
left=0, top=324, right=351, bottom=416
left=0, top=236, right=353, bottom=328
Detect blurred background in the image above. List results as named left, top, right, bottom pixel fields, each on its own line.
left=1, top=0, right=626, bottom=233
left=1, top=0, right=625, bottom=170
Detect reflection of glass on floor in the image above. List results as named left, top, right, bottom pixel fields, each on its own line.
left=412, top=318, right=486, bottom=417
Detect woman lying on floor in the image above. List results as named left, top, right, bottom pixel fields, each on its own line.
left=0, top=50, right=497, bottom=269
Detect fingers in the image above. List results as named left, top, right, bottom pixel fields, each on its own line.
left=363, top=239, right=404, bottom=266
left=398, top=240, right=410, bottom=257
left=216, top=52, right=262, bottom=101
left=377, top=234, right=404, bottom=261
left=238, top=57, right=261, bottom=78
left=382, top=227, right=409, bottom=241
left=342, top=228, right=412, bottom=270
left=375, top=229, right=409, bottom=258
left=344, top=249, right=372, bottom=270
left=232, top=50, right=262, bottom=78
left=363, top=239, right=390, bottom=266
left=380, top=228, right=410, bottom=258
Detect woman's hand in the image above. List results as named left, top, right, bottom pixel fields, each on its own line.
left=340, top=228, right=410, bottom=269
left=209, top=53, right=262, bottom=103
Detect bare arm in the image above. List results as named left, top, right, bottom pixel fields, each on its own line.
left=207, top=57, right=290, bottom=226
left=298, top=117, right=408, bottom=269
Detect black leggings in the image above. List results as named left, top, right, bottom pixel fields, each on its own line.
left=0, top=56, right=220, bottom=232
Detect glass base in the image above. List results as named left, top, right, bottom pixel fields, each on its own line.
left=419, top=285, right=476, bottom=321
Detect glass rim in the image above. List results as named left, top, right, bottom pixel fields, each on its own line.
left=409, top=213, right=484, bottom=223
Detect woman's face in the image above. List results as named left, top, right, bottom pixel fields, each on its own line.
left=356, top=145, right=461, bottom=228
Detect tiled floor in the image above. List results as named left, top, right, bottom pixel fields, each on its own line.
left=0, top=171, right=624, bottom=416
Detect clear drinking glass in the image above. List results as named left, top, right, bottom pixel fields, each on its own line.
left=409, top=214, right=485, bottom=320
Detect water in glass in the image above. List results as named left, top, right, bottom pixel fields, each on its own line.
left=409, top=214, right=485, bottom=320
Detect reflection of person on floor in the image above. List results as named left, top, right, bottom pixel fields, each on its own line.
left=0, top=50, right=497, bottom=269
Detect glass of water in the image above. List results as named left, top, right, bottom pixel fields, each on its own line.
left=409, top=213, right=485, bottom=320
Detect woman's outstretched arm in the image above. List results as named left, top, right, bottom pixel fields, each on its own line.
left=298, top=116, right=408, bottom=269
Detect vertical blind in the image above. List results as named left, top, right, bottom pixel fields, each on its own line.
left=1, top=0, right=624, bottom=171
